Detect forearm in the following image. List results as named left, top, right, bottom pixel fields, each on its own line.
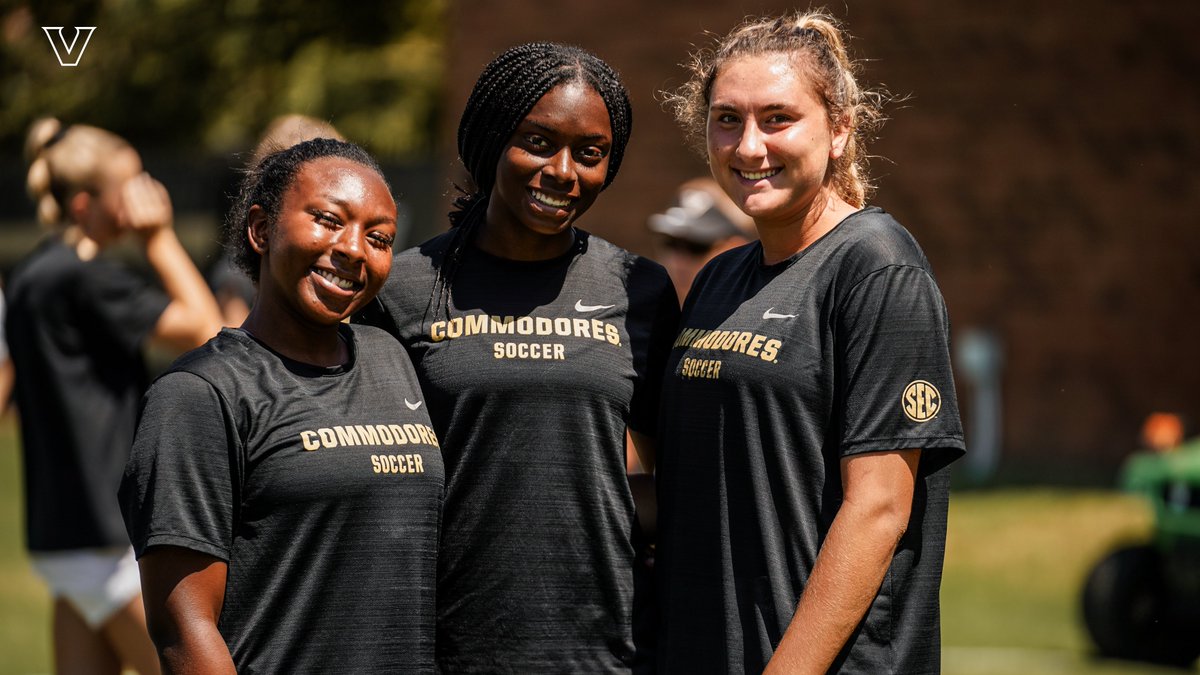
left=142, top=228, right=222, bottom=349
left=765, top=501, right=907, bottom=674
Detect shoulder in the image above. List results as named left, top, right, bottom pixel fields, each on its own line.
left=578, top=231, right=671, bottom=287
left=836, top=207, right=930, bottom=267
left=158, top=329, right=257, bottom=390
left=397, top=229, right=455, bottom=268
left=830, top=207, right=934, bottom=286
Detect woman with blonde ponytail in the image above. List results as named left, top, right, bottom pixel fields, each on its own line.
left=655, top=12, right=965, bottom=673
left=6, top=119, right=220, bottom=675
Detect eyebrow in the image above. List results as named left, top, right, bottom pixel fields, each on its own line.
left=315, top=197, right=397, bottom=225
left=522, top=120, right=611, bottom=143
left=710, top=102, right=792, bottom=113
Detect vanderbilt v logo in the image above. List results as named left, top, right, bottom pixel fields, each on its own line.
left=42, top=26, right=96, bottom=67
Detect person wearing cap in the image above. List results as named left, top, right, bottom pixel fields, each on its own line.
left=648, top=177, right=756, bottom=305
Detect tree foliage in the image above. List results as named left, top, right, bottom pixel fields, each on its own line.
left=1, top=0, right=446, bottom=158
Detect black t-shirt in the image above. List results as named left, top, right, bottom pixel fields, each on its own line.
left=4, top=238, right=168, bottom=551
left=356, top=229, right=679, bottom=673
left=656, top=208, right=966, bottom=674
left=120, top=325, right=444, bottom=673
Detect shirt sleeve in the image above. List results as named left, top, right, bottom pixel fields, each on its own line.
left=628, top=264, right=682, bottom=436
left=119, top=371, right=240, bottom=561
left=836, top=264, right=965, bottom=470
left=78, top=258, right=170, bottom=356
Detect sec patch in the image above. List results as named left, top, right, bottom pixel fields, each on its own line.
left=902, top=380, right=941, bottom=422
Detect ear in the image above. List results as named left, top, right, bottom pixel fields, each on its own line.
left=829, top=114, right=852, bottom=160
left=247, top=205, right=270, bottom=255
left=68, top=190, right=92, bottom=225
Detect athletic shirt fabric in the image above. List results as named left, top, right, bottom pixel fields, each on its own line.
left=119, top=325, right=444, bottom=673
left=656, top=208, right=966, bottom=674
left=356, top=229, right=679, bottom=673
left=4, top=237, right=168, bottom=551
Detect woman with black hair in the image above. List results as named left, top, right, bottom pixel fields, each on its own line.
left=120, top=138, right=444, bottom=673
left=358, top=42, right=679, bottom=672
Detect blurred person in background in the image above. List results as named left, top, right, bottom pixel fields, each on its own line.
left=655, top=12, right=965, bottom=674
left=6, top=118, right=221, bottom=675
left=647, top=176, right=756, bottom=306
left=121, top=138, right=443, bottom=672
left=357, top=42, right=678, bottom=672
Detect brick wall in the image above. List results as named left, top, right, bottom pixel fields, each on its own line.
left=442, top=0, right=1200, bottom=480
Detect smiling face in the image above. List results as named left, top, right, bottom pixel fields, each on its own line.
left=251, top=156, right=397, bottom=328
left=485, top=80, right=612, bottom=255
left=706, top=52, right=850, bottom=228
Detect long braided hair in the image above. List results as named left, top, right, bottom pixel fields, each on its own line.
left=429, top=42, right=633, bottom=322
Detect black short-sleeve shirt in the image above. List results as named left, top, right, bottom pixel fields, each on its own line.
left=357, top=229, right=679, bottom=673
left=5, top=238, right=168, bottom=551
left=656, top=208, right=965, bottom=674
left=120, top=325, right=444, bottom=673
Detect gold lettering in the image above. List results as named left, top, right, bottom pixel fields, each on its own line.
left=490, top=315, right=514, bottom=334
left=516, top=317, right=534, bottom=335
left=375, top=424, right=394, bottom=444
left=464, top=314, right=487, bottom=336
left=334, top=425, right=360, bottom=446
left=414, top=453, right=425, bottom=472
left=535, top=317, right=553, bottom=335
left=553, top=317, right=572, bottom=336
left=761, top=339, right=781, bottom=362
left=732, top=331, right=753, bottom=353
left=355, top=424, right=380, bottom=445
left=430, top=321, right=446, bottom=342
left=605, top=323, right=620, bottom=346
left=389, top=424, right=409, bottom=445
left=300, top=430, right=320, bottom=451
left=446, top=317, right=463, bottom=339
left=573, top=318, right=591, bottom=338
left=371, top=455, right=382, bottom=473
left=747, top=334, right=766, bottom=357
left=318, top=428, right=337, bottom=449
left=402, top=424, right=422, bottom=443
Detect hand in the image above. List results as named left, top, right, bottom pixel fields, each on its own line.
left=121, top=172, right=174, bottom=237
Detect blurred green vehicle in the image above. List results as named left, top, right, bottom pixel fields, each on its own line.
left=1082, top=437, right=1200, bottom=666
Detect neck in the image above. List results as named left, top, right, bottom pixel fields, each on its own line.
left=755, top=191, right=857, bottom=265
left=241, top=305, right=348, bottom=368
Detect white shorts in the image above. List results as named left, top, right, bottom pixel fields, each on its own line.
left=30, top=546, right=142, bottom=629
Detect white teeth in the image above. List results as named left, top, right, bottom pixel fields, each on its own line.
left=532, top=189, right=571, bottom=208
left=739, top=169, right=781, bottom=180
left=316, top=269, right=355, bottom=290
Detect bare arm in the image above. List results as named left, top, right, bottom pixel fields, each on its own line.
left=138, top=546, right=235, bottom=675
left=629, top=429, right=656, bottom=474
left=764, top=449, right=920, bottom=675
left=121, top=174, right=222, bottom=351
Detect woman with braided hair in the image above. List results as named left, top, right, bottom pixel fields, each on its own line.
left=655, top=11, right=965, bottom=674
left=358, top=42, right=678, bottom=672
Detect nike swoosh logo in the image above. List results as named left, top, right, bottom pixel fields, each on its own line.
left=763, top=308, right=798, bottom=320
left=575, top=300, right=615, bottom=312
left=404, top=399, right=422, bottom=411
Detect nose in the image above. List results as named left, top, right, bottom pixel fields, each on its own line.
left=332, top=222, right=367, bottom=264
left=735, top=119, right=766, bottom=161
left=543, top=147, right=576, bottom=183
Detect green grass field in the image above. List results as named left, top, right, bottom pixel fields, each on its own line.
left=0, top=414, right=1193, bottom=674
